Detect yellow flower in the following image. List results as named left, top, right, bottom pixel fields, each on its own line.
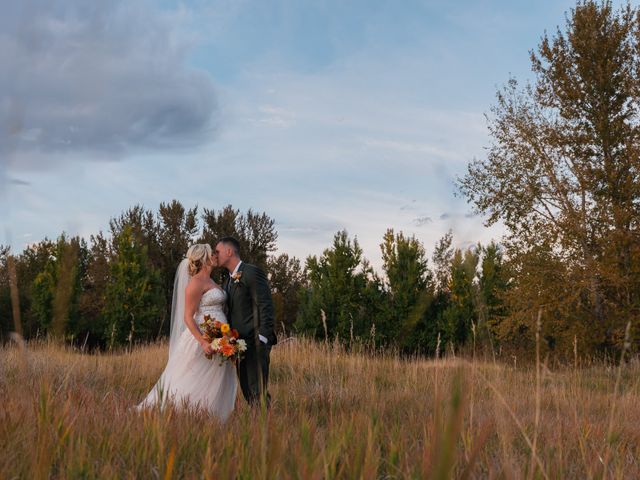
left=221, top=323, right=230, bottom=334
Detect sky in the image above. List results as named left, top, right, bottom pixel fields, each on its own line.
left=0, top=0, right=627, bottom=270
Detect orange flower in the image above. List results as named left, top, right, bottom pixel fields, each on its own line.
left=221, top=323, right=230, bottom=334
left=222, top=345, right=235, bottom=357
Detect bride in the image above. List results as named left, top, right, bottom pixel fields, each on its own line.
left=137, top=244, right=237, bottom=420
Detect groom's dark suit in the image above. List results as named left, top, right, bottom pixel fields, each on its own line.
left=224, top=261, right=276, bottom=405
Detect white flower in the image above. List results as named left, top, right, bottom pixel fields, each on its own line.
left=236, top=339, right=247, bottom=352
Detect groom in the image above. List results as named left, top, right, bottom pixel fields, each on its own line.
left=215, top=237, right=277, bottom=406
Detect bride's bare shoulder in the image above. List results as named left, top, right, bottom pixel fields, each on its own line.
left=185, top=276, right=206, bottom=295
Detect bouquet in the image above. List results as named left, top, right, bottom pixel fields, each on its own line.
left=199, top=314, right=247, bottom=364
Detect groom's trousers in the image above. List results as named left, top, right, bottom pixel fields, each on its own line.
left=238, top=342, right=271, bottom=406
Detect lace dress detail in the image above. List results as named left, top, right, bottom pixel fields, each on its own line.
left=137, top=288, right=237, bottom=420
left=197, top=288, right=227, bottom=319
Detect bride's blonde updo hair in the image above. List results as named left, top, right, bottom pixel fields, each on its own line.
left=186, top=244, right=213, bottom=276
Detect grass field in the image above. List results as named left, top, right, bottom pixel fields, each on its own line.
left=1, top=338, right=638, bottom=479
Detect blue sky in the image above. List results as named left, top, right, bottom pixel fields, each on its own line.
left=0, top=0, right=626, bottom=269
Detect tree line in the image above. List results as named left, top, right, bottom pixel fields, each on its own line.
left=0, top=202, right=302, bottom=349
left=2, top=1, right=639, bottom=358
left=0, top=200, right=510, bottom=356
left=296, top=229, right=508, bottom=356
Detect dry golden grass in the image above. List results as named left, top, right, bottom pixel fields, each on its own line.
left=0, top=338, right=638, bottom=479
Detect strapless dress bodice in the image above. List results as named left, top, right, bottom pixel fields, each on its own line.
left=197, top=288, right=227, bottom=318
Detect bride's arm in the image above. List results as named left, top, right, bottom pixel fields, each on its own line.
left=184, top=282, right=213, bottom=354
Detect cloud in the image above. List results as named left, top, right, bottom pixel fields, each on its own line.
left=440, top=212, right=477, bottom=221
left=9, top=178, right=31, bottom=186
left=2, top=0, right=515, bottom=267
left=414, top=216, right=432, bottom=226
left=0, top=0, right=218, bottom=167
left=361, top=138, right=461, bottom=161
left=254, top=105, right=297, bottom=128
left=399, top=200, right=417, bottom=211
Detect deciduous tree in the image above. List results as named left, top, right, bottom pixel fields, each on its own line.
left=460, top=1, right=640, bottom=354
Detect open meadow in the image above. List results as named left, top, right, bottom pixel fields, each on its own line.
left=1, top=339, right=639, bottom=479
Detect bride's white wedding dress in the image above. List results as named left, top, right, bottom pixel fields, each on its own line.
left=137, top=286, right=237, bottom=421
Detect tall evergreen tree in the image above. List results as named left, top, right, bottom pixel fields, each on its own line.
left=478, top=242, right=510, bottom=345
left=30, top=235, right=84, bottom=339
left=17, top=239, right=57, bottom=338
left=380, top=229, right=432, bottom=346
left=441, top=248, right=480, bottom=347
left=296, top=231, right=379, bottom=343
left=102, top=226, right=163, bottom=347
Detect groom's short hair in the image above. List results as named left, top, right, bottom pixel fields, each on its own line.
left=219, top=236, right=241, bottom=256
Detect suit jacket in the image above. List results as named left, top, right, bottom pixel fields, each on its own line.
left=225, top=262, right=277, bottom=345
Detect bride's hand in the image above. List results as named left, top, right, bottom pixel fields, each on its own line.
left=200, top=339, right=213, bottom=355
